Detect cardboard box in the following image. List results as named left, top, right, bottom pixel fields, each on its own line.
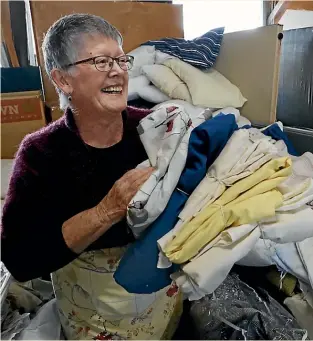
left=1, top=91, right=45, bottom=158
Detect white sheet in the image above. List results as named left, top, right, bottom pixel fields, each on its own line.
left=171, top=224, right=260, bottom=301
left=127, top=104, right=207, bottom=237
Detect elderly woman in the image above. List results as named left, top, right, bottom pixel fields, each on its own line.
left=1, top=14, right=182, bottom=340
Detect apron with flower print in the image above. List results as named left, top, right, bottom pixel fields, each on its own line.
left=51, top=247, right=182, bottom=340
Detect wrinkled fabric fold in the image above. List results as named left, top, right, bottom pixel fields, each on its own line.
left=172, top=224, right=260, bottom=300
left=262, top=122, right=299, bottom=156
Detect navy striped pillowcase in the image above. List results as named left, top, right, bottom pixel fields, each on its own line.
left=142, top=27, right=225, bottom=69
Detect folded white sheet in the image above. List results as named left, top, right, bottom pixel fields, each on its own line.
left=170, top=224, right=260, bottom=301
left=278, top=152, right=313, bottom=206
left=239, top=239, right=311, bottom=285
left=260, top=205, right=313, bottom=243
left=277, top=180, right=313, bottom=212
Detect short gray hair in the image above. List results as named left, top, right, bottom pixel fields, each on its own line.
left=42, top=13, right=123, bottom=110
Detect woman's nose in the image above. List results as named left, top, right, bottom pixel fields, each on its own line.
left=109, top=60, right=125, bottom=76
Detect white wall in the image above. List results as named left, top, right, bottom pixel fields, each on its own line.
left=279, top=9, right=313, bottom=30
left=173, top=0, right=263, bottom=39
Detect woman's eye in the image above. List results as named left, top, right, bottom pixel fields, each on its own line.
left=96, top=58, right=109, bottom=65
left=119, top=57, right=128, bottom=63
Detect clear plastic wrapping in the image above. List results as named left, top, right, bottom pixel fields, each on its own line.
left=190, top=273, right=308, bottom=340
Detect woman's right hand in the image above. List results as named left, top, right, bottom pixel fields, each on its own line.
left=96, top=167, right=154, bottom=225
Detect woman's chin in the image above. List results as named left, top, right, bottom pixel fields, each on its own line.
left=99, top=97, right=127, bottom=114
left=99, top=90, right=128, bottom=108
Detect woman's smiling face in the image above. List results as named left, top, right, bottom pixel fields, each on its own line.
left=56, top=34, right=129, bottom=116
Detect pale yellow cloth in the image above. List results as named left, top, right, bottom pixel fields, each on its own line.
left=164, top=157, right=292, bottom=264
left=52, top=247, right=182, bottom=340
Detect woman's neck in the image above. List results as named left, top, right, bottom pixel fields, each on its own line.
left=73, top=109, right=124, bottom=148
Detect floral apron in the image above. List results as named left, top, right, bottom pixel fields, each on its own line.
left=51, top=247, right=182, bottom=340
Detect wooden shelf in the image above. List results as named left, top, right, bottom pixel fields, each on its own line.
left=268, top=0, right=313, bottom=25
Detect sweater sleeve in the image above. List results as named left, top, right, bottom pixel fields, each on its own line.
left=1, top=136, right=78, bottom=282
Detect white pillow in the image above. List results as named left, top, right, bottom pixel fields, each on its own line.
left=155, top=51, right=174, bottom=65
left=137, top=85, right=170, bottom=104
left=153, top=100, right=206, bottom=120
left=128, top=46, right=156, bottom=78
left=164, top=58, right=247, bottom=108
left=1, top=159, right=14, bottom=199
left=142, top=64, right=192, bottom=102
left=128, top=75, right=150, bottom=101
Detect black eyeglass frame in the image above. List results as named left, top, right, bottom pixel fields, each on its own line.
left=65, top=55, right=134, bottom=72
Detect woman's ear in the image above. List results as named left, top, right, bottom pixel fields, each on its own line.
left=50, top=68, right=73, bottom=95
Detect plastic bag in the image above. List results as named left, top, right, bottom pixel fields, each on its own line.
left=190, top=273, right=308, bottom=340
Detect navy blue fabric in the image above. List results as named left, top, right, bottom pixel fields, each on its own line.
left=142, top=27, right=224, bottom=69
left=262, top=123, right=298, bottom=156
left=114, top=114, right=237, bottom=294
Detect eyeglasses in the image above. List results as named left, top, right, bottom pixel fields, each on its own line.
left=65, top=55, right=134, bottom=72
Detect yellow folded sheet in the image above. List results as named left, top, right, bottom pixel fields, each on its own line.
left=164, top=157, right=292, bottom=263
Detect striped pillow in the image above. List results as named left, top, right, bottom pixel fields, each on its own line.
left=142, top=27, right=224, bottom=69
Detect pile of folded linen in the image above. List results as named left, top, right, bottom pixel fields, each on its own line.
left=112, top=102, right=313, bottom=322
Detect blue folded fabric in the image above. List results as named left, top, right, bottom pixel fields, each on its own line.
left=262, top=123, right=298, bottom=156
left=114, top=114, right=238, bottom=294
left=142, top=27, right=224, bottom=69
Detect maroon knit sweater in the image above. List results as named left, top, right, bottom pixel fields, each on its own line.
left=1, top=106, right=151, bottom=282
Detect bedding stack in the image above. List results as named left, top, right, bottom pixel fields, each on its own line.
left=114, top=98, right=313, bottom=336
